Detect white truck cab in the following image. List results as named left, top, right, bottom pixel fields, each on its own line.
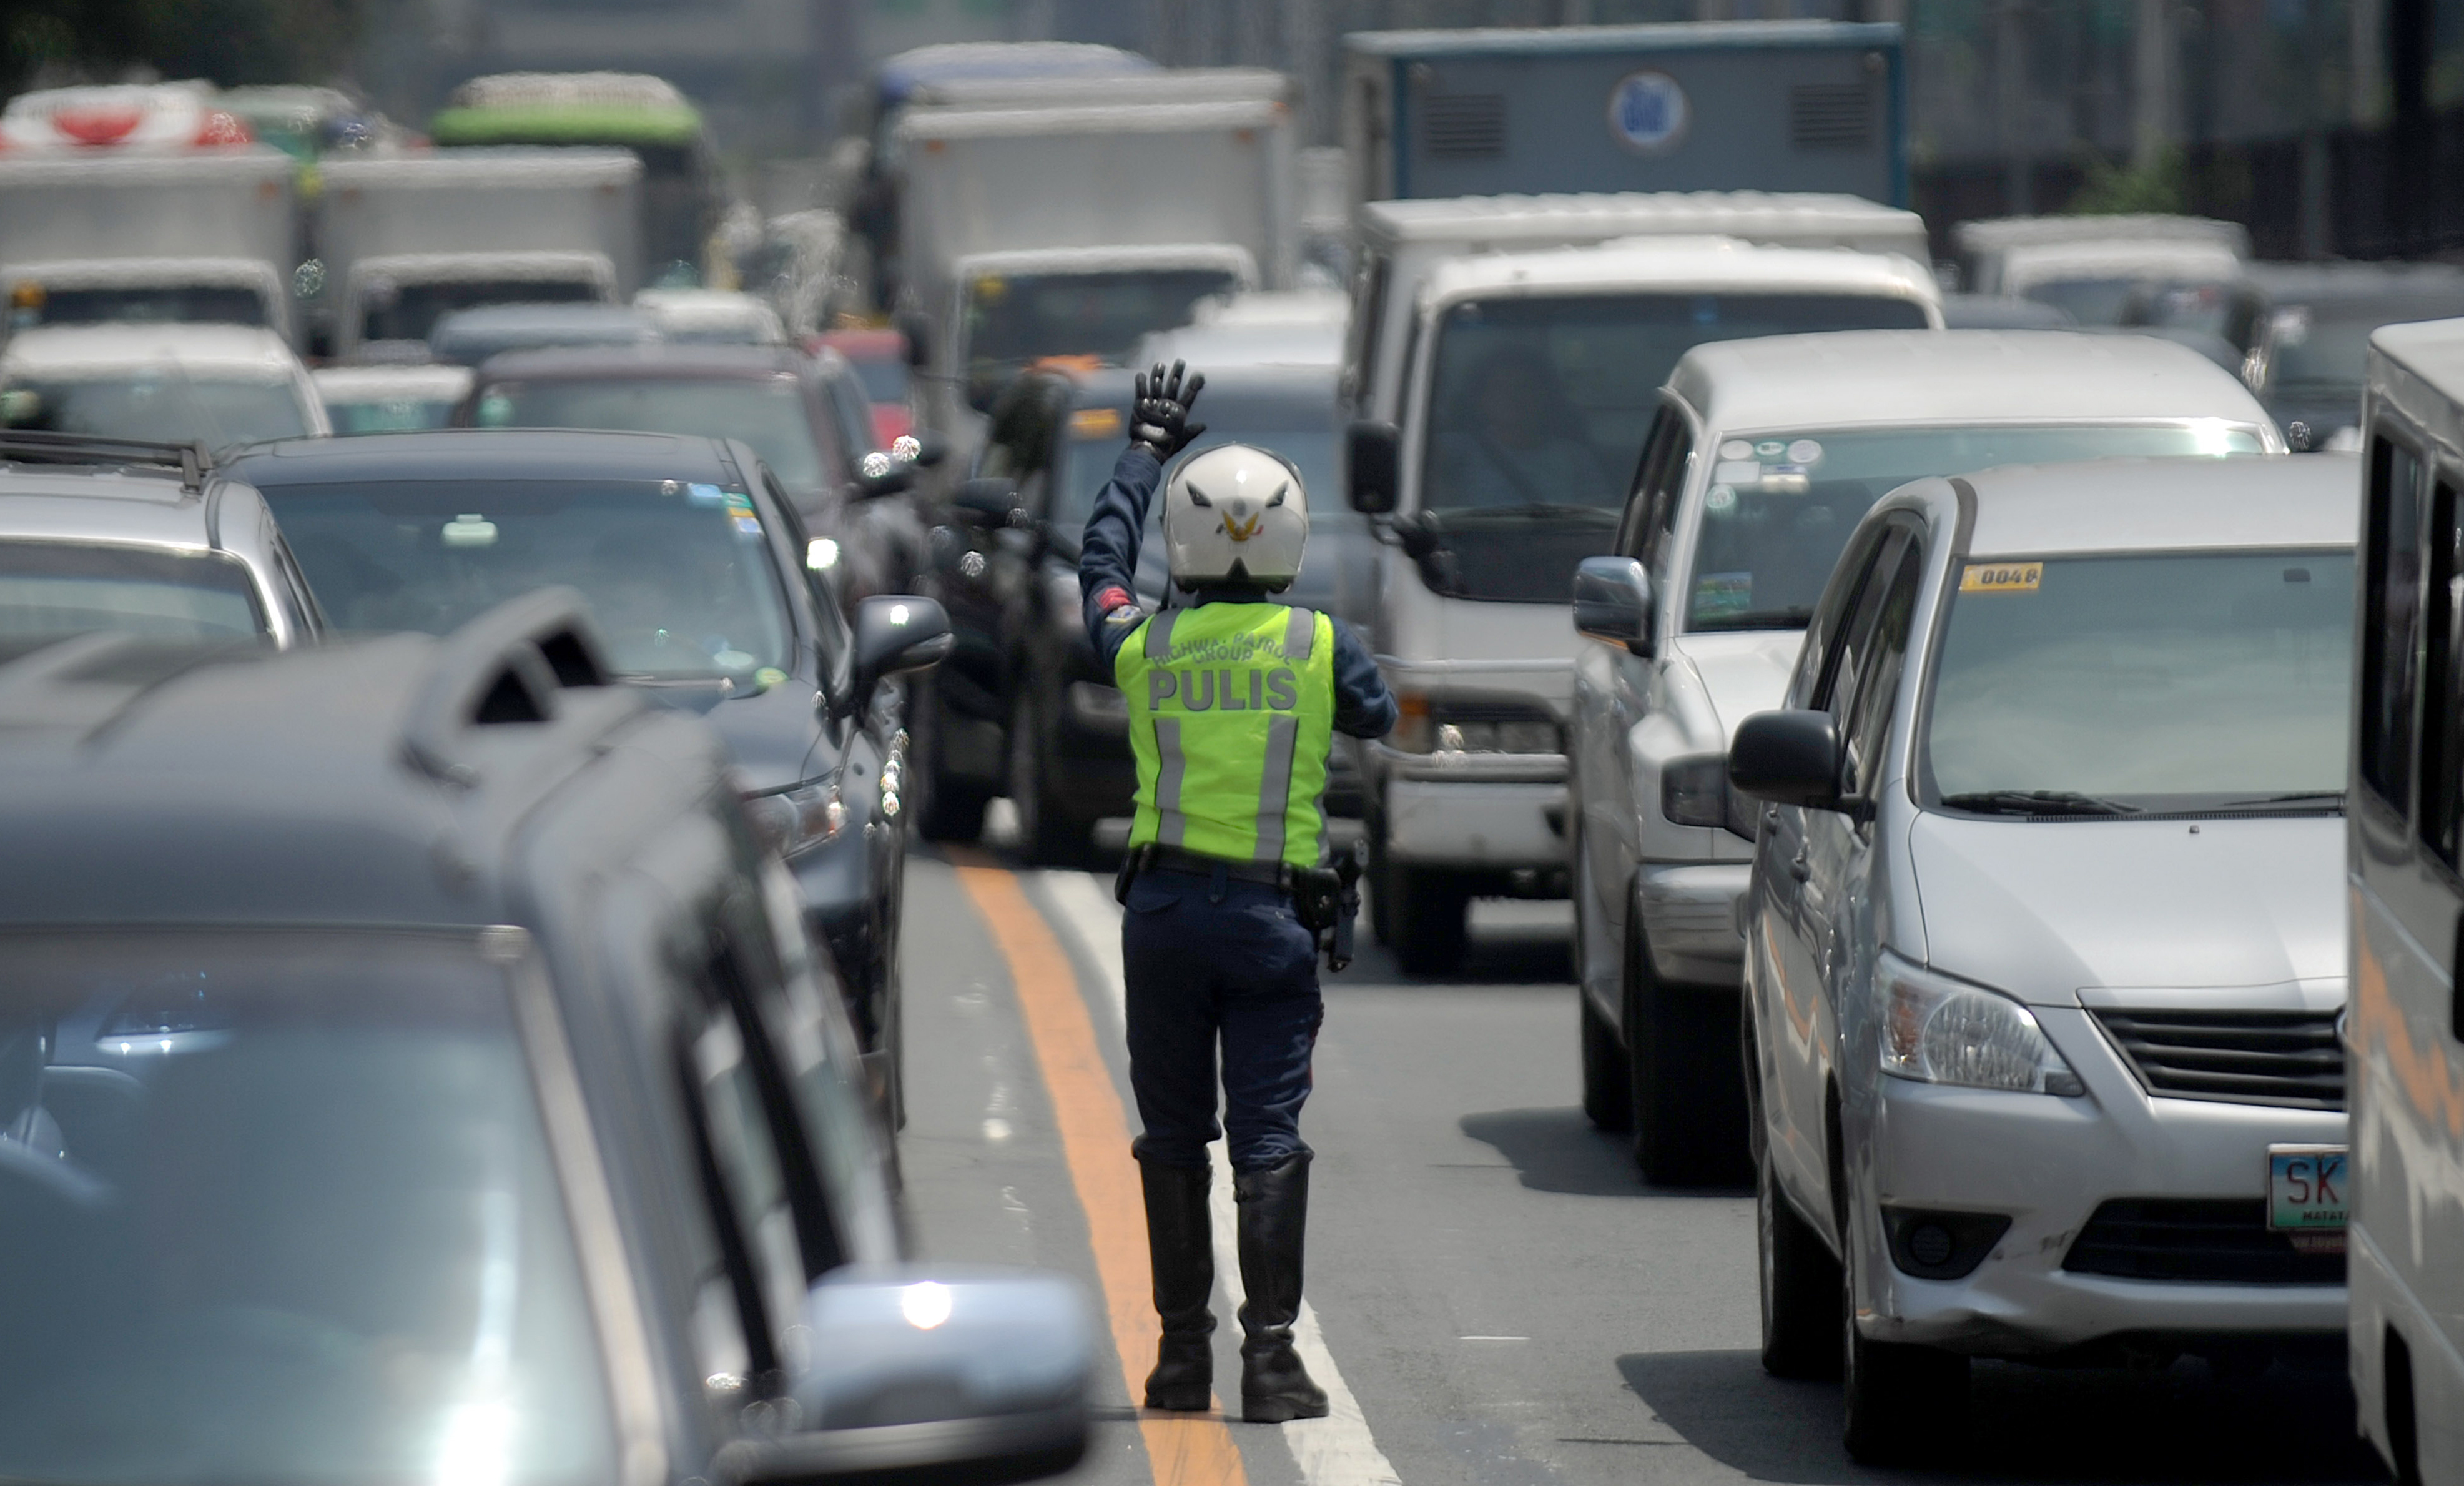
left=1568, top=328, right=2284, bottom=1179
left=1344, top=192, right=1931, bottom=425
left=1348, top=237, right=1942, bottom=972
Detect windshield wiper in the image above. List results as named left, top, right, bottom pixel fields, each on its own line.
left=1939, top=789, right=2144, bottom=818
left=2210, top=790, right=2347, bottom=809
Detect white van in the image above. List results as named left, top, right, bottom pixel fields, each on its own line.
left=1343, top=192, right=1931, bottom=426
left=1346, top=237, right=1941, bottom=971
left=2347, top=316, right=2464, bottom=1485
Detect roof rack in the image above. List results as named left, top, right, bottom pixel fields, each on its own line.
left=0, top=431, right=212, bottom=493
left=402, top=587, right=615, bottom=787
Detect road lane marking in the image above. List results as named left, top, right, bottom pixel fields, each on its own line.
left=1037, top=869, right=1405, bottom=1486
left=950, top=861, right=1248, bottom=1486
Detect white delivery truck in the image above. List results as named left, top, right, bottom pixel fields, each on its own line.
left=0, top=151, right=298, bottom=344
left=893, top=96, right=1298, bottom=443
left=1344, top=191, right=1930, bottom=423
left=315, top=149, right=643, bottom=358
left=1346, top=237, right=1941, bottom=971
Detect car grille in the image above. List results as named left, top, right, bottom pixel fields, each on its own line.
left=2091, top=1007, right=2344, bottom=1110
left=2062, top=1199, right=2343, bottom=1285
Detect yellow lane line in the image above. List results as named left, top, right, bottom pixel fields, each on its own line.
left=952, top=858, right=1249, bottom=1486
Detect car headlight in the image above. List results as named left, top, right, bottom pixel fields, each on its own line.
left=1388, top=695, right=1564, bottom=756
left=1878, top=952, right=2084, bottom=1097
left=743, top=780, right=847, bottom=859
left=1661, top=755, right=1727, bottom=827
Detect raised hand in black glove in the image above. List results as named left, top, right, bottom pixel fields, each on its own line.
left=1129, top=360, right=1206, bottom=460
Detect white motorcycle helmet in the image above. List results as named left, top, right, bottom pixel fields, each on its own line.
left=1161, top=443, right=1309, bottom=592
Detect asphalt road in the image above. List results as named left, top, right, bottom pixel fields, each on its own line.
left=897, top=845, right=2388, bottom=1486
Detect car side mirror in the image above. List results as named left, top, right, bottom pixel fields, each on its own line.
left=953, top=476, right=1020, bottom=528
left=842, top=594, right=954, bottom=716
left=854, top=451, right=913, bottom=500
left=1728, top=710, right=1843, bottom=811
left=1572, top=555, right=1653, bottom=653
left=894, top=310, right=932, bottom=369
left=1346, top=419, right=1399, bottom=515
left=722, top=1266, right=1092, bottom=1486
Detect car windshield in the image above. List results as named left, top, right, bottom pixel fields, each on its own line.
left=2021, top=278, right=2141, bottom=327
left=2271, top=297, right=2464, bottom=392
left=1053, top=404, right=1343, bottom=530
left=31, top=286, right=270, bottom=329
left=1421, top=292, right=1933, bottom=517
left=1924, top=549, right=2353, bottom=814
left=360, top=281, right=600, bottom=345
left=0, top=929, right=615, bottom=1486
left=264, top=477, right=793, bottom=681
left=963, top=267, right=1243, bottom=409
left=1, top=372, right=310, bottom=450
left=1685, top=424, right=2268, bottom=633
left=328, top=395, right=460, bottom=435
left=473, top=377, right=829, bottom=493
left=0, top=541, right=267, bottom=641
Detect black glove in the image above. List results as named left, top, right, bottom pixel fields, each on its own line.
left=1129, top=360, right=1206, bottom=460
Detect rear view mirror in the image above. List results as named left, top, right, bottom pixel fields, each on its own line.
left=726, top=1266, right=1092, bottom=1486
left=1346, top=420, right=1399, bottom=515
left=1728, top=710, right=1843, bottom=811
left=1572, top=555, right=1653, bottom=653
left=953, top=476, right=1019, bottom=528
left=844, top=594, right=953, bottom=715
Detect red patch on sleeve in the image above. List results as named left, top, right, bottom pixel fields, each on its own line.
left=1096, top=586, right=1131, bottom=613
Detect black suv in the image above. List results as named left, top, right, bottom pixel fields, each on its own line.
left=909, top=363, right=1367, bottom=862
left=225, top=430, right=948, bottom=1121
left=0, top=600, right=1089, bottom=1486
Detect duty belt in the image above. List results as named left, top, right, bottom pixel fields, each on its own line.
left=1133, top=843, right=1291, bottom=890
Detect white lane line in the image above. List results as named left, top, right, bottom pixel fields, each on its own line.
left=1035, top=871, right=1404, bottom=1486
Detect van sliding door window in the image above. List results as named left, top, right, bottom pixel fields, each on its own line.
left=2423, top=477, right=2464, bottom=866
left=2361, top=433, right=2426, bottom=813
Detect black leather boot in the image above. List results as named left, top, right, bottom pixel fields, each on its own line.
left=1138, top=1159, right=1216, bottom=1411
left=1234, top=1153, right=1330, bottom=1423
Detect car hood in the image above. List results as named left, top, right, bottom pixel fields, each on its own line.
left=1668, top=630, right=1807, bottom=745
left=632, top=673, right=830, bottom=790
left=1906, top=812, right=2346, bottom=1006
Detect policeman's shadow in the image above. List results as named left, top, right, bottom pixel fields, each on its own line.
left=1456, top=1107, right=1745, bottom=1198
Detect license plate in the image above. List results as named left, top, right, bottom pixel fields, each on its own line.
left=2267, top=1144, right=2348, bottom=1231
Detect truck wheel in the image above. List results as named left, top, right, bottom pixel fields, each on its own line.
left=1623, top=899, right=1750, bottom=1184
left=1758, top=1138, right=1840, bottom=1379
left=1841, top=1233, right=1968, bottom=1464
left=1387, top=861, right=1467, bottom=976
left=1009, top=689, right=1093, bottom=867
left=911, top=679, right=989, bottom=842
left=1580, top=989, right=1631, bottom=1132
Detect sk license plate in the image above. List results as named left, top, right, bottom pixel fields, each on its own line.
left=2268, top=1145, right=2348, bottom=1247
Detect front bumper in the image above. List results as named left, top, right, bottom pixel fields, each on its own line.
left=1382, top=772, right=1567, bottom=870
left=1635, top=862, right=1750, bottom=986
left=1855, top=1005, right=2347, bottom=1355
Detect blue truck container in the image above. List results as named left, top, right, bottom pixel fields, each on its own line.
left=1340, top=20, right=1905, bottom=210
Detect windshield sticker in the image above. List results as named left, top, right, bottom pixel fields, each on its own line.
left=686, top=482, right=727, bottom=507
left=1704, top=483, right=1737, bottom=515
left=1961, top=562, right=2043, bottom=593
left=1713, top=460, right=1760, bottom=485
left=1718, top=439, right=1754, bottom=460
left=441, top=513, right=497, bottom=548
left=1071, top=407, right=1123, bottom=439
left=732, top=513, right=764, bottom=539
left=723, top=489, right=755, bottom=514
left=1694, top=571, right=1752, bottom=617
left=1753, top=439, right=1786, bottom=458
left=1786, top=439, right=1823, bottom=465
left=754, top=666, right=788, bottom=690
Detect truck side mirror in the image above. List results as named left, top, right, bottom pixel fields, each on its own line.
left=895, top=310, right=932, bottom=369
left=1347, top=420, right=1399, bottom=515
left=852, top=452, right=913, bottom=500
left=1728, top=710, right=1843, bottom=811
left=1572, top=555, right=1653, bottom=653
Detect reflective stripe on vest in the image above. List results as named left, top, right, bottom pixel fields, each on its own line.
left=1116, top=602, right=1337, bottom=869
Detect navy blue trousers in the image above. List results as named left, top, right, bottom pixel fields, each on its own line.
left=1121, top=867, right=1323, bottom=1173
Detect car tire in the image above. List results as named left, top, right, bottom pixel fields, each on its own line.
left=1387, top=858, right=1467, bottom=975
left=1840, top=1230, right=1968, bottom=1464
left=1009, top=686, right=1094, bottom=867
left=1622, top=898, right=1750, bottom=1185
left=1758, top=1137, right=1840, bottom=1379
left=1579, top=988, right=1632, bottom=1132
left=911, top=678, right=990, bottom=842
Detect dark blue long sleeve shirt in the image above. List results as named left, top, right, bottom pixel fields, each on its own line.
left=1080, top=445, right=1397, bottom=740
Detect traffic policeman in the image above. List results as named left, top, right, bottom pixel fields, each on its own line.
left=1080, top=362, right=1397, bottom=1424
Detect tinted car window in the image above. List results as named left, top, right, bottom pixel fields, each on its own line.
left=328, top=396, right=460, bottom=435
left=0, top=541, right=265, bottom=640
left=2362, top=434, right=2427, bottom=809
left=963, top=268, right=1241, bottom=410
left=475, top=379, right=830, bottom=493
left=0, top=929, right=616, bottom=1486
left=2, top=373, right=309, bottom=449
left=360, top=280, right=598, bottom=345
left=30, top=286, right=269, bottom=329
left=267, top=477, right=793, bottom=682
